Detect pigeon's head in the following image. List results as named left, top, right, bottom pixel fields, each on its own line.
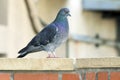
left=58, top=8, right=71, bottom=17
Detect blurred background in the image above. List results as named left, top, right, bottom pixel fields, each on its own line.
left=0, top=0, right=119, bottom=58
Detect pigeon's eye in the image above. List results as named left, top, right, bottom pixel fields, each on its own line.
left=64, top=10, right=69, bottom=14
left=65, top=11, right=69, bottom=14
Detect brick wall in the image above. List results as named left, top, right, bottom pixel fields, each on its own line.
left=1, top=70, right=120, bottom=80
left=0, top=58, right=120, bottom=80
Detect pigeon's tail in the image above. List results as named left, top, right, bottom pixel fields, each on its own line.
left=17, top=52, right=27, bottom=58
left=18, top=46, right=28, bottom=53
left=17, top=47, right=28, bottom=58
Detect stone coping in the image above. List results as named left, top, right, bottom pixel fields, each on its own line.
left=0, top=57, right=120, bottom=70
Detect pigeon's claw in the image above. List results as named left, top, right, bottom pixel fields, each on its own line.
left=47, top=54, right=51, bottom=58
left=47, top=52, right=59, bottom=58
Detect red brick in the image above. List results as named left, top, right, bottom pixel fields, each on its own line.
left=111, top=72, right=120, bottom=80
left=98, top=72, right=108, bottom=80
left=62, top=73, right=79, bottom=80
left=14, top=73, right=58, bottom=80
left=86, top=72, right=96, bottom=80
left=0, top=73, right=10, bottom=80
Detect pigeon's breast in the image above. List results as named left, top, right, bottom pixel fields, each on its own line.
left=44, top=22, right=69, bottom=52
left=56, top=22, right=69, bottom=42
left=50, top=24, right=68, bottom=50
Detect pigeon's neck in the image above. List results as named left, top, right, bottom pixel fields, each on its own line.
left=54, top=16, right=68, bottom=27
left=53, top=15, right=69, bottom=33
left=54, top=14, right=67, bottom=23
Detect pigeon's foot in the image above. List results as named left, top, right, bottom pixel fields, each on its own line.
left=52, top=52, right=60, bottom=58
left=47, top=56, right=59, bottom=58
left=47, top=54, right=51, bottom=58
left=47, top=53, right=59, bottom=58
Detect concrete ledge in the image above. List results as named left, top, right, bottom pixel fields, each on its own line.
left=0, top=58, right=73, bottom=70
left=76, top=57, right=120, bottom=68
left=1, top=58, right=120, bottom=70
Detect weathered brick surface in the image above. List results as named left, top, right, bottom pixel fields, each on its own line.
left=1, top=71, right=120, bottom=80
left=86, top=72, right=96, bottom=80
left=14, top=73, right=58, bottom=80
left=98, top=72, right=108, bottom=80
left=62, top=73, right=79, bottom=80
left=0, top=73, right=10, bottom=80
left=111, top=72, right=120, bottom=80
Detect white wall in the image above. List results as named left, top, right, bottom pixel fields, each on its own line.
left=7, top=0, right=34, bottom=58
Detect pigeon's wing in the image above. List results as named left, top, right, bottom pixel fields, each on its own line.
left=28, top=23, right=58, bottom=47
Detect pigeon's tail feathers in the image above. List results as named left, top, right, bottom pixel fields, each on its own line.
left=17, top=52, right=27, bottom=58
left=18, top=46, right=28, bottom=54
left=17, top=46, right=28, bottom=58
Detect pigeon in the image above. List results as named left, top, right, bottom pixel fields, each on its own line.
left=17, top=8, right=71, bottom=58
